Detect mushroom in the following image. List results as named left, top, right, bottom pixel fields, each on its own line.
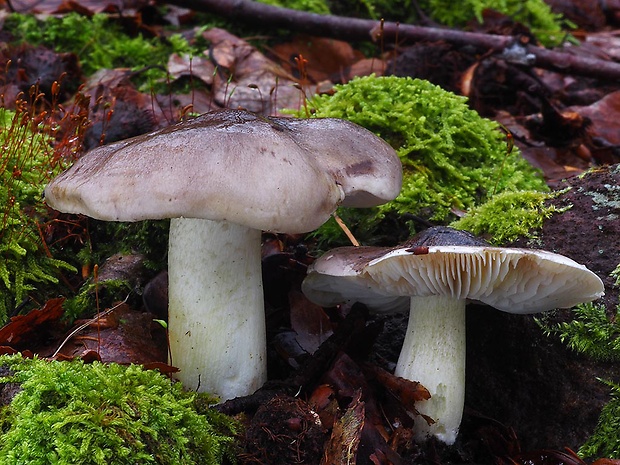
left=302, top=226, right=604, bottom=444
left=45, top=109, right=402, bottom=399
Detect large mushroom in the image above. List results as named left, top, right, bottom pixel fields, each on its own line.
left=45, top=109, right=402, bottom=399
left=302, top=226, right=604, bottom=444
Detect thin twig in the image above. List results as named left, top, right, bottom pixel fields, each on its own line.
left=51, top=296, right=129, bottom=359
left=333, top=212, right=360, bottom=246
left=163, top=0, right=620, bottom=81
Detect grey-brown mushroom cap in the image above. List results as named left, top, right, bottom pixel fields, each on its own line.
left=302, top=245, right=605, bottom=314
left=44, top=109, right=402, bottom=234
left=302, top=245, right=411, bottom=313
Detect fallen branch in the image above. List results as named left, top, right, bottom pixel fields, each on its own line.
left=164, top=0, right=620, bottom=81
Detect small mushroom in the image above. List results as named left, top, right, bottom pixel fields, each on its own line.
left=302, top=226, right=604, bottom=444
left=45, top=109, right=402, bottom=400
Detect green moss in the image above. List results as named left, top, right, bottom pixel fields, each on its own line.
left=418, top=0, right=571, bottom=46
left=0, top=354, right=238, bottom=465
left=612, top=263, right=620, bottom=287
left=0, top=108, right=76, bottom=323
left=3, top=13, right=194, bottom=90
left=257, top=0, right=331, bottom=14
left=450, top=190, right=567, bottom=245
left=579, top=379, right=620, bottom=459
left=62, top=278, right=135, bottom=322
left=297, top=75, right=547, bottom=246
left=296, top=0, right=570, bottom=45
left=539, top=302, right=620, bottom=363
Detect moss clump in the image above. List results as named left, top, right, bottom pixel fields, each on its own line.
left=418, top=0, right=570, bottom=46
left=298, top=75, right=547, bottom=246
left=450, top=190, right=567, bottom=245
left=257, top=0, right=331, bottom=14
left=579, top=379, right=620, bottom=459
left=3, top=12, right=194, bottom=90
left=540, top=302, right=620, bottom=363
left=0, top=107, right=76, bottom=323
left=61, top=278, right=135, bottom=322
left=297, top=0, right=569, bottom=45
left=0, top=355, right=238, bottom=465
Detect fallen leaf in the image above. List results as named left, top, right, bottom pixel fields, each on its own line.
left=366, top=364, right=431, bottom=406
left=270, top=35, right=364, bottom=83
left=593, top=459, right=620, bottom=465
left=308, top=383, right=339, bottom=428
left=0, top=298, right=64, bottom=347
left=572, top=90, right=620, bottom=145
left=167, top=52, right=215, bottom=84
left=52, top=304, right=168, bottom=365
left=289, top=290, right=333, bottom=354
left=202, top=27, right=308, bottom=114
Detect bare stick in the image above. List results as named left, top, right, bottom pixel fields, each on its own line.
left=164, top=0, right=620, bottom=81
left=333, top=212, right=360, bottom=246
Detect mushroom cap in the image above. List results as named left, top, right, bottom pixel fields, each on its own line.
left=44, top=109, right=402, bottom=233
left=302, top=244, right=605, bottom=314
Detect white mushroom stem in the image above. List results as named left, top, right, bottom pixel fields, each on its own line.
left=395, top=295, right=466, bottom=445
left=168, top=217, right=267, bottom=400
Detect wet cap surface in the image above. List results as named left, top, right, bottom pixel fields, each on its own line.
left=45, top=109, right=402, bottom=233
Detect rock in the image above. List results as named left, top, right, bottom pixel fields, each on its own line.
left=466, top=164, right=620, bottom=450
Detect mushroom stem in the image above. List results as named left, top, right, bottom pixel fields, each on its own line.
left=395, top=295, right=466, bottom=445
left=168, top=217, right=267, bottom=399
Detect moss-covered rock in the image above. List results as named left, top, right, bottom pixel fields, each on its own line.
left=0, top=355, right=239, bottom=465
left=298, top=75, right=547, bottom=246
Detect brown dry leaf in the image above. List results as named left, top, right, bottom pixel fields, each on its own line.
left=572, top=90, right=620, bottom=146
left=583, top=31, right=620, bottom=61
left=323, top=352, right=369, bottom=399
left=142, top=361, right=179, bottom=374
left=6, top=0, right=147, bottom=14
left=271, top=35, right=364, bottom=83
left=308, top=384, right=339, bottom=429
left=494, top=111, right=589, bottom=181
left=167, top=53, right=215, bottom=84
left=0, top=297, right=64, bottom=346
left=369, top=449, right=392, bottom=465
left=366, top=364, right=431, bottom=409
left=289, top=290, right=333, bottom=354
left=53, top=304, right=167, bottom=365
left=593, top=459, right=620, bottom=465
left=202, top=27, right=308, bottom=114
left=347, top=57, right=387, bottom=79
left=546, top=0, right=609, bottom=29
left=81, top=70, right=164, bottom=149
left=320, top=391, right=365, bottom=465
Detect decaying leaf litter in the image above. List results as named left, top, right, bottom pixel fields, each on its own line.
left=1, top=0, right=620, bottom=463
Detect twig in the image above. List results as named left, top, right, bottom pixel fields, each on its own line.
left=163, top=0, right=620, bottom=81
left=51, top=296, right=129, bottom=358
left=332, top=212, right=360, bottom=246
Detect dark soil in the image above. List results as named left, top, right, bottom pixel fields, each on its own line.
left=464, top=165, right=620, bottom=451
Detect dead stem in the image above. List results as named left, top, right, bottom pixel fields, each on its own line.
left=332, top=213, right=360, bottom=247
